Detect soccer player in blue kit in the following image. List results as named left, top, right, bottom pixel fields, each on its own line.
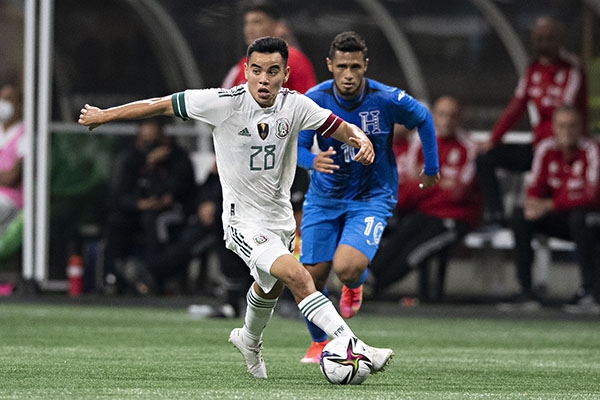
left=297, top=31, right=440, bottom=363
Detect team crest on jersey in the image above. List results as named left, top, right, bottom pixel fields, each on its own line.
left=257, top=123, right=269, bottom=140
left=253, top=234, right=269, bottom=245
left=359, top=111, right=381, bottom=134
left=275, top=118, right=290, bottom=139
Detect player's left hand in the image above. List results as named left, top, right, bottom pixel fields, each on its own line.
left=419, top=170, right=440, bottom=189
left=313, top=147, right=340, bottom=174
left=349, top=137, right=374, bottom=165
left=78, top=104, right=104, bottom=131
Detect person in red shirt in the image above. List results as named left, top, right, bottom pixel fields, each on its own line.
left=369, top=96, right=481, bottom=298
left=221, top=1, right=317, bottom=93
left=476, top=16, right=588, bottom=229
left=501, top=105, right=600, bottom=313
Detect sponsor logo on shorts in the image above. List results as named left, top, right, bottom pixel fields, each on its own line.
left=253, top=234, right=269, bottom=245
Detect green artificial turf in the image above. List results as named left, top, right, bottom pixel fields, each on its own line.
left=0, top=302, right=599, bottom=399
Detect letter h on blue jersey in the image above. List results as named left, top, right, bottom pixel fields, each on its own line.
left=359, top=111, right=381, bottom=134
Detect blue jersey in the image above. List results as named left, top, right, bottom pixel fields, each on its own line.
left=298, top=78, right=438, bottom=205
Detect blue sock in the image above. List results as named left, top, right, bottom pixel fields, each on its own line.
left=304, top=287, right=329, bottom=342
left=346, top=268, right=368, bottom=289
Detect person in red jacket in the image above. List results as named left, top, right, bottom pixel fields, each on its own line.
left=476, top=16, right=588, bottom=230
left=369, top=96, right=481, bottom=298
left=221, top=1, right=317, bottom=93
left=501, top=105, right=600, bottom=313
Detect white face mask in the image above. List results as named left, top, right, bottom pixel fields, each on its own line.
left=0, top=99, right=15, bottom=122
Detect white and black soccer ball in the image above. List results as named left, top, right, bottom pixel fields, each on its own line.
left=319, top=336, right=372, bottom=385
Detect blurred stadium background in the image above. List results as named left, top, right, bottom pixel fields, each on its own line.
left=0, top=0, right=599, bottom=295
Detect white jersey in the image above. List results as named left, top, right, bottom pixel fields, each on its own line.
left=172, top=83, right=340, bottom=232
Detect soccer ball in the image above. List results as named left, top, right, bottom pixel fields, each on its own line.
left=319, top=336, right=372, bottom=385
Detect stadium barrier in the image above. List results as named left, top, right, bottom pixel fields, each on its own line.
left=417, top=230, right=576, bottom=303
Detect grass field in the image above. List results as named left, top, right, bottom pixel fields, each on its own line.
left=1, top=301, right=599, bottom=400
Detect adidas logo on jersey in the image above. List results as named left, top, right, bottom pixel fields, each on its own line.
left=238, top=127, right=251, bottom=137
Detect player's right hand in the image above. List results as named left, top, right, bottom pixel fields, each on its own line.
left=313, top=146, right=339, bottom=174
left=78, top=104, right=103, bottom=131
left=350, top=137, right=375, bottom=165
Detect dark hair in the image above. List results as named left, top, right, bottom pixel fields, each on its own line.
left=247, top=37, right=289, bottom=66
left=328, top=31, right=368, bottom=60
left=243, top=1, right=280, bottom=21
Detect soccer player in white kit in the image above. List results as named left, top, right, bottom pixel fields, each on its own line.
left=78, top=37, right=393, bottom=379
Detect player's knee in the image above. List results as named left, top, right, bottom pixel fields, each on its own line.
left=336, top=265, right=365, bottom=285
left=332, top=247, right=368, bottom=284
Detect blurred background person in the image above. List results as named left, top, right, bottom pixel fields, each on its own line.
left=369, top=96, right=481, bottom=300
left=0, top=78, right=25, bottom=272
left=103, top=118, right=196, bottom=295
left=221, top=0, right=316, bottom=93
left=0, top=80, right=24, bottom=235
left=476, top=16, right=588, bottom=232
left=123, top=162, right=224, bottom=298
left=498, top=106, right=600, bottom=313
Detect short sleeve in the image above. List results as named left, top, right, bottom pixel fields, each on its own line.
left=172, top=88, right=237, bottom=126
left=296, top=94, right=340, bottom=138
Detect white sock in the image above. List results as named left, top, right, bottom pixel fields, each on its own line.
left=242, top=286, right=278, bottom=344
left=298, top=291, right=354, bottom=338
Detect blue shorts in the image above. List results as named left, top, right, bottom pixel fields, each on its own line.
left=299, top=197, right=393, bottom=264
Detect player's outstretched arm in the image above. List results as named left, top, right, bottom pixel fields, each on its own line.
left=78, top=96, right=174, bottom=131
left=330, top=121, right=374, bottom=165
